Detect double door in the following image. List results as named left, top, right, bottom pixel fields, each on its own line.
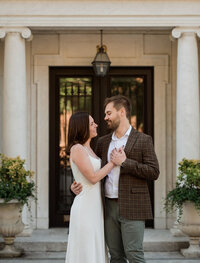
left=49, top=66, right=154, bottom=227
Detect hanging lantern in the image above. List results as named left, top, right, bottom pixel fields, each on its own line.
left=92, top=30, right=111, bottom=77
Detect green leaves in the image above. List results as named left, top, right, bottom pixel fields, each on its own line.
left=164, top=158, right=200, bottom=221
left=0, top=154, right=37, bottom=206
left=178, top=159, right=200, bottom=189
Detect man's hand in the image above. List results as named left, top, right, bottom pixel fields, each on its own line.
left=71, top=181, right=83, bottom=195
left=110, top=147, right=126, bottom=166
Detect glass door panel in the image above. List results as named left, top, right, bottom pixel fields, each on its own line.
left=58, top=77, right=92, bottom=223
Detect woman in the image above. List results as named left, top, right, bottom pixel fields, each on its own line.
left=65, top=112, right=115, bottom=263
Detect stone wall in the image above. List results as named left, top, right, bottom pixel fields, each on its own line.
left=28, top=31, right=174, bottom=229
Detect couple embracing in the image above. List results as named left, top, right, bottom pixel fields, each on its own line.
left=65, top=95, right=160, bottom=263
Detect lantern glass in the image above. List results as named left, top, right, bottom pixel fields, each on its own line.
left=92, top=33, right=111, bottom=76
left=92, top=50, right=111, bottom=76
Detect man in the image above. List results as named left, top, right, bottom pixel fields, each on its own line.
left=71, top=95, right=159, bottom=263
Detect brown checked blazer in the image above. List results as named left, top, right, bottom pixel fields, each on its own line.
left=95, top=127, right=160, bottom=220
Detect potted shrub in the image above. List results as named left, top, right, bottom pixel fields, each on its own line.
left=164, top=158, right=200, bottom=258
left=0, top=154, right=36, bottom=258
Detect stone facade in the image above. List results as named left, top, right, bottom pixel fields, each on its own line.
left=0, top=0, right=199, bottom=230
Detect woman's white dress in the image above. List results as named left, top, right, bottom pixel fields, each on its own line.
left=65, top=154, right=108, bottom=263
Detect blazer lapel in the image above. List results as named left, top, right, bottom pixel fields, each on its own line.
left=101, top=133, right=112, bottom=167
left=124, top=127, right=139, bottom=154
left=101, top=127, right=138, bottom=166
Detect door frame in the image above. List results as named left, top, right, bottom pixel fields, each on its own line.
left=49, top=66, right=154, bottom=227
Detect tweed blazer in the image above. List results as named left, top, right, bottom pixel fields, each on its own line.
left=95, top=127, right=160, bottom=220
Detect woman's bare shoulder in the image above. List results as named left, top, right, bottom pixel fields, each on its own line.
left=71, top=143, right=83, bottom=151
left=70, top=144, right=86, bottom=158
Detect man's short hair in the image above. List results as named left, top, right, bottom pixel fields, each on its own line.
left=104, top=95, right=131, bottom=119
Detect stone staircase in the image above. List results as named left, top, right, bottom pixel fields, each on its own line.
left=0, top=229, right=199, bottom=262
left=1, top=228, right=190, bottom=252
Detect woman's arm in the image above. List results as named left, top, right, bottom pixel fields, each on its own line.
left=71, top=144, right=114, bottom=184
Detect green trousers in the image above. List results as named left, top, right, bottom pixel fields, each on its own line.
left=105, top=198, right=146, bottom=263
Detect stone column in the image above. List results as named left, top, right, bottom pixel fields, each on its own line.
left=171, top=27, right=200, bottom=236
left=0, top=27, right=33, bottom=236
left=172, top=27, right=200, bottom=162
left=0, top=27, right=32, bottom=157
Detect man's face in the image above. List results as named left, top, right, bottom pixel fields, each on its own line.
left=104, top=102, right=121, bottom=130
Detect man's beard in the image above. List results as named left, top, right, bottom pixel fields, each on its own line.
left=106, top=118, right=120, bottom=131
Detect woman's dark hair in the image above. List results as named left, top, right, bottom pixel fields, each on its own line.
left=67, top=111, right=90, bottom=153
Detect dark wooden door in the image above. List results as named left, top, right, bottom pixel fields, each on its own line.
left=49, top=66, right=154, bottom=228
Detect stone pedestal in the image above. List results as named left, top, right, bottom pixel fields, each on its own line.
left=179, top=202, right=200, bottom=258
left=181, top=237, right=200, bottom=258
left=0, top=200, right=24, bottom=258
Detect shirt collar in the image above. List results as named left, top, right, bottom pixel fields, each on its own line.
left=112, top=125, right=132, bottom=141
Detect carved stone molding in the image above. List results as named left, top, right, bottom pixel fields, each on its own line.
left=0, top=27, right=32, bottom=41
left=172, top=27, right=200, bottom=39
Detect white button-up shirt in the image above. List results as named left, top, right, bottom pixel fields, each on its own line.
left=105, top=125, right=132, bottom=198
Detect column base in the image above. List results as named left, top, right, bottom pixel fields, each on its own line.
left=0, top=244, right=23, bottom=258
left=181, top=237, right=200, bottom=258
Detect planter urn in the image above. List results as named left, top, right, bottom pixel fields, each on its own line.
left=179, top=201, right=200, bottom=258
left=0, top=199, right=24, bottom=258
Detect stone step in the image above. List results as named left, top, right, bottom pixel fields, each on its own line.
left=0, top=229, right=190, bottom=253
left=0, top=252, right=199, bottom=263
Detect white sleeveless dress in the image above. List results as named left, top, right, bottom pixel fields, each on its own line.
left=65, top=154, right=108, bottom=263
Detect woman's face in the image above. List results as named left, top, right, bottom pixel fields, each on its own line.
left=89, top=115, right=98, bottom=138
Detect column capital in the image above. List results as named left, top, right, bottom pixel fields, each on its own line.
left=172, top=27, right=200, bottom=39
left=0, top=27, right=32, bottom=41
